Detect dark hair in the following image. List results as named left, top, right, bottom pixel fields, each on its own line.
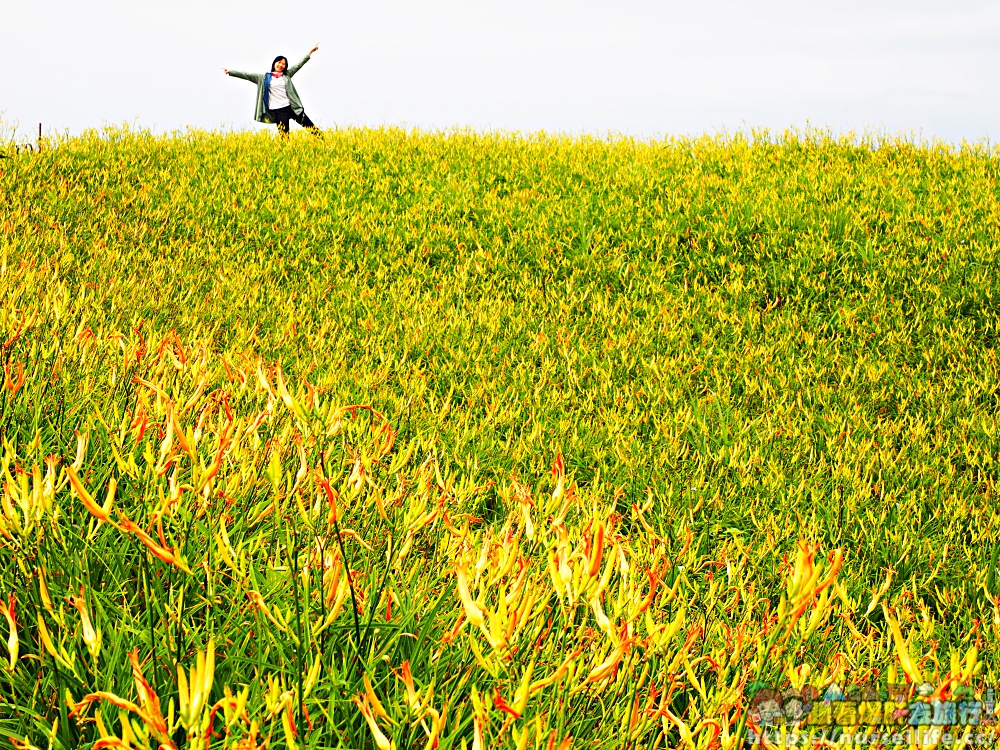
left=271, top=56, right=288, bottom=72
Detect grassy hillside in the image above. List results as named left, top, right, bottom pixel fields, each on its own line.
left=1, top=127, right=999, bottom=749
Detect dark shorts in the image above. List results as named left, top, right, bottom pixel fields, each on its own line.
left=267, top=106, right=317, bottom=134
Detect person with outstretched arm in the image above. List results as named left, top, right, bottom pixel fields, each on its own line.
left=224, top=46, right=322, bottom=137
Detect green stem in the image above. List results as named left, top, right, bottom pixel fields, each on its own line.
left=287, top=527, right=305, bottom=741
left=359, top=521, right=396, bottom=658
left=321, top=451, right=363, bottom=670
left=733, top=608, right=786, bottom=749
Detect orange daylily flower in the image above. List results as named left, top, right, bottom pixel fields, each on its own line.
left=65, top=465, right=115, bottom=525
left=395, top=660, right=421, bottom=712
left=67, top=593, right=101, bottom=661
left=247, top=590, right=287, bottom=632
left=70, top=691, right=142, bottom=718
left=3, top=361, right=25, bottom=394
left=129, top=405, right=150, bottom=442
left=587, top=521, right=605, bottom=580
left=196, top=421, right=234, bottom=493
left=129, top=648, right=173, bottom=745
left=634, top=569, right=659, bottom=615
left=884, top=603, right=923, bottom=684
left=494, top=686, right=520, bottom=719
left=119, top=516, right=192, bottom=574
left=583, top=637, right=637, bottom=687
left=422, top=705, right=447, bottom=750
left=170, top=405, right=196, bottom=461
left=75, top=327, right=96, bottom=346
left=0, top=593, right=17, bottom=670
left=362, top=673, right=391, bottom=722
left=36, top=567, right=55, bottom=615
left=352, top=694, right=394, bottom=750
left=785, top=544, right=844, bottom=629
left=471, top=714, right=485, bottom=750
left=529, top=646, right=583, bottom=694
left=339, top=528, right=374, bottom=550
left=455, top=565, right=486, bottom=629
left=316, top=473, right=341, bottom=525
left=132, top=375, right=169, bottom=399
left=93, top=739, right=136, bottom=749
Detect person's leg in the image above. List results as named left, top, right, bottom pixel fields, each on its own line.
left=291, top=109, right=322, bottom=136
left=270, top=108, right=292, bottom=138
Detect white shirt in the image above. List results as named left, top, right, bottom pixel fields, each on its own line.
left=268, top=75, right=290, bottom=110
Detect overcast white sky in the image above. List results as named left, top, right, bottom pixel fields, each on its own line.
left=4, top=0, right=999, bottom=144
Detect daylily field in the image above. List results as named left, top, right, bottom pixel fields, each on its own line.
left=1, top=127, right=999, bottom=749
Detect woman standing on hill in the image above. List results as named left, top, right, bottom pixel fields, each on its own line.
left=224, top=46, right=322, bottom=137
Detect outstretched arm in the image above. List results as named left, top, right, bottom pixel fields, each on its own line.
left=225, top=69, right=263, bottom=83
left=287, top=45, right=318, bottom=77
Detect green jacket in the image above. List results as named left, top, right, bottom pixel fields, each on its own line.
left=228, top=56, right=311, bottom=123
